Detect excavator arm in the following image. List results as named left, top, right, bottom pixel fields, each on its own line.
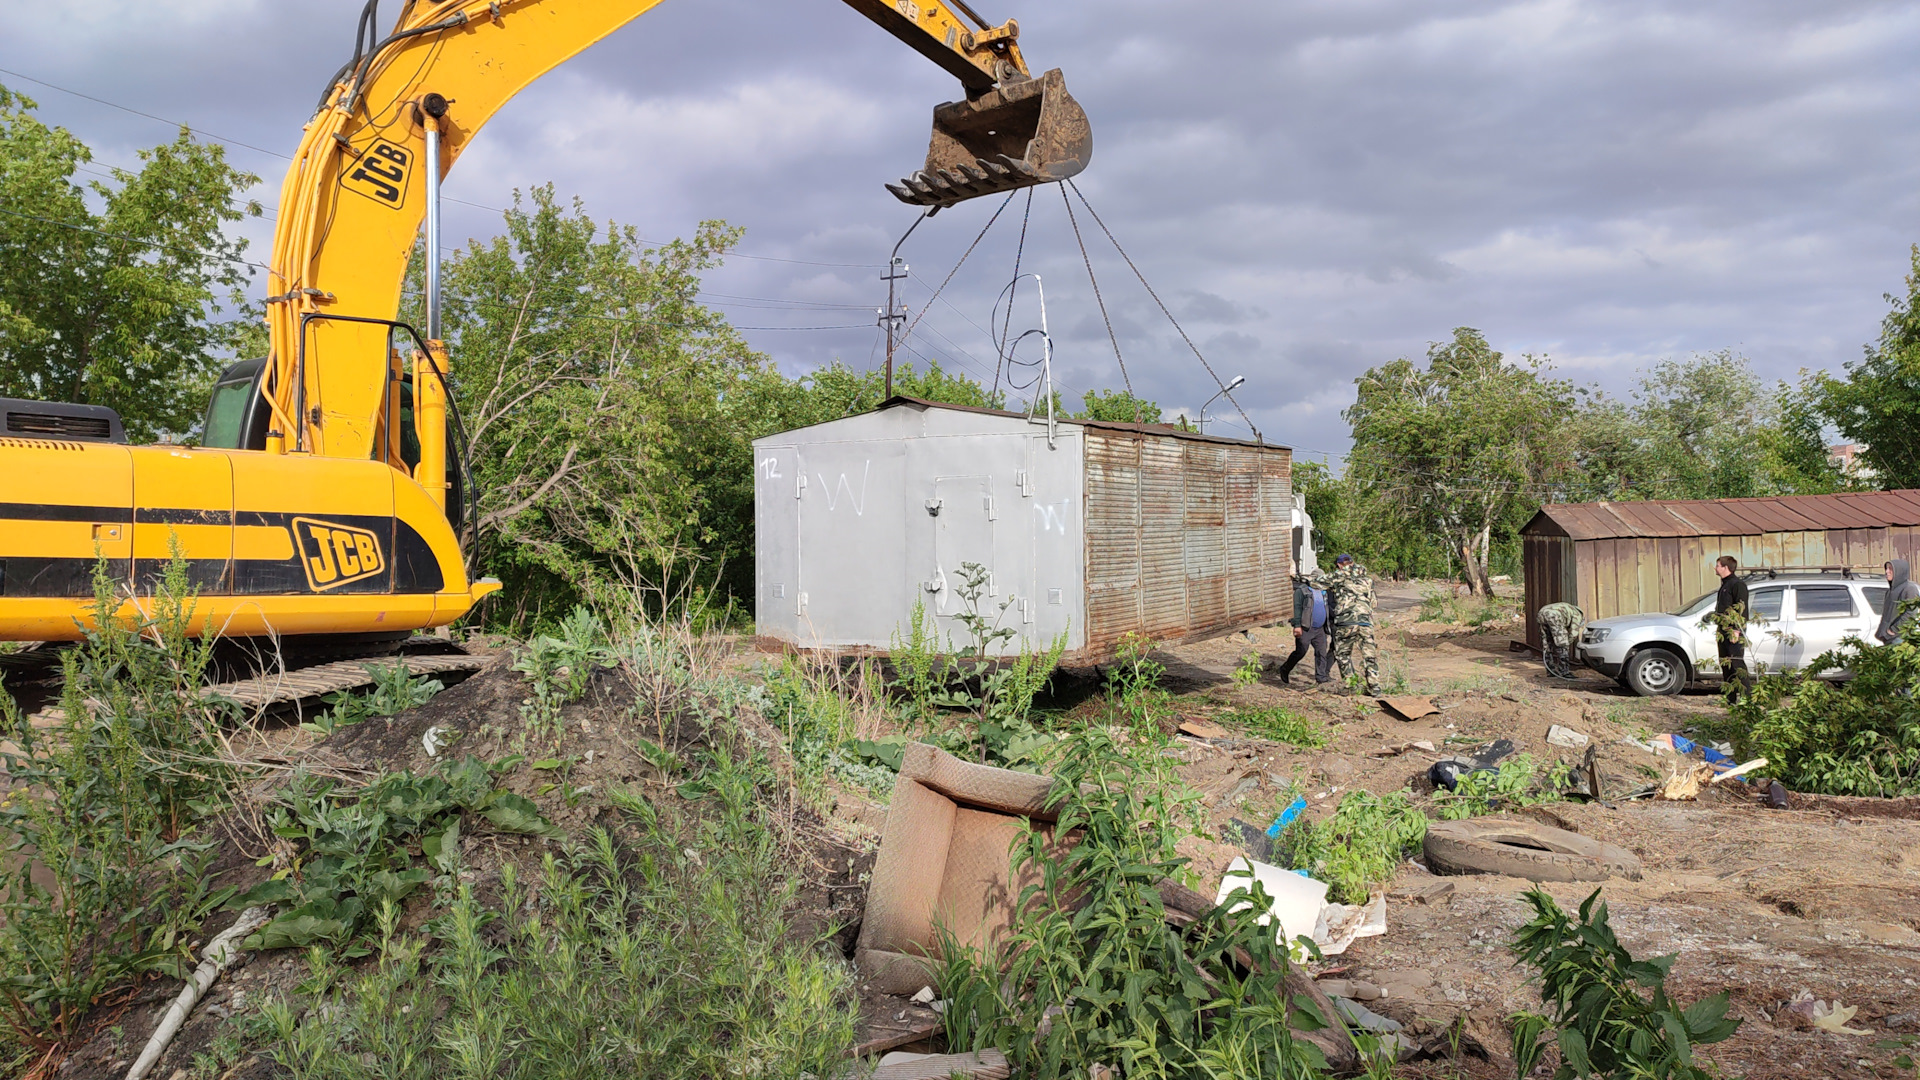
left=265, top=0, right=1090, bottom=466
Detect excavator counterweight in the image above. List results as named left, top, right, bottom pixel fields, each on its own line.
left=889, top=68, right=1092, bottom=208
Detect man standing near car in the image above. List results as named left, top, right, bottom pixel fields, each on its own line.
left=1276, top=569, right=1334, bottom=686
left=1876, top=558, right=1918, bottom=644
left=1713, top=555, right=1754, bottom=699
left=1328, top=554, right=1383, bottom=696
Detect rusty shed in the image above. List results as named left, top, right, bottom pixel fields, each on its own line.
left=752, top=396, right=1295, bottom=663
left=1519, top=489, right=1920, bottom=649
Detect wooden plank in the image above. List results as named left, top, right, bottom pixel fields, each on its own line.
left=29, top=652, right=486, bottom=725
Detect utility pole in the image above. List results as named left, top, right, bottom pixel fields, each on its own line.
left=883, top=210, right=930, bottom=399
left=882, top=256, right=909, bottom=398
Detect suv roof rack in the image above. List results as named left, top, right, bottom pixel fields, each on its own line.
left=1736, top=564, right=1886, bottom=580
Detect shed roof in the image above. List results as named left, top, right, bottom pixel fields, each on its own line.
left=870, top=396, right=1290, bottom=450
left=1523, top=490, right=1920, bottom=541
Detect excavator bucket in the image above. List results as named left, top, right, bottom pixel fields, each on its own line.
left=887, top=68, right=1092, bottom=209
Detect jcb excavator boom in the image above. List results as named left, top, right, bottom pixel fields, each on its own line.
left=0, top=0, right=1090, bottom=643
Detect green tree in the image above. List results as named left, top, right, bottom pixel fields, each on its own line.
left=1073, top=388, right=1162, bottom=424
left=1814, top=245, right=1920, bottom=489
left=0, top=84, right=260, bottom=441
left=1345, top=328, right=1581, bottom=594
left=416, top=186, right=770, bottom=629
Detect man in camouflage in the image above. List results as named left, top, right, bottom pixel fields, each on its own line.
left=1327, top=554, right=1382, bottom=696
left=1536, top=601, right=1585, bottom=678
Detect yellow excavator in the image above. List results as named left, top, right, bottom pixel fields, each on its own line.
left=0, top=0, right=1089, bottom=644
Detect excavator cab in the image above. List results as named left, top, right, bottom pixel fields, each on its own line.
left=888, top=68, right=1091, bottom=208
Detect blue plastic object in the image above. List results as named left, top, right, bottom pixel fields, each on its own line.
left=1267, top=796, right=1308, bottom=838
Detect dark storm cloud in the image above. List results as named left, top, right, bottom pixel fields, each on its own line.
left=7, top=0, right=1920, bottom=456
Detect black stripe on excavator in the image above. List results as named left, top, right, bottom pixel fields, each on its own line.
left=0, top=516, right=444, bottom=598
left=0, top=502, right=135, bottom=523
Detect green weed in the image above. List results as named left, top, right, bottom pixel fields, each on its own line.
left=0, top=552, right=236, bottom=1042
left=229, top=755, right=556, bottom=952
left=1222, top=706, right=1327, bottom=748
left=1232, top=648, right=1262, bottom=687
left=1279, top=790, right=1428, bottom=905
left=937, top=727, right=1331, bottom=1077
left=511, top=606, right=619, bottom=747
left=302, top=660, right=444, bottom=735
left=251, top=718, right=857, bottom=1079
left=1509, top=887, right=1739, bottom=1080
left=1105, top=631, right=1171, bottom=737
left=1431, top=754, right=1571, bottom=820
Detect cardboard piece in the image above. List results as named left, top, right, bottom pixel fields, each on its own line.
left=1377, top=695, right=1438, bottom=722
left=855, top=744, right=1063, bottom=994
left=1177, top=718, right=1233, bottom=740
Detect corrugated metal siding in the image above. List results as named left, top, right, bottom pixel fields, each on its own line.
left=1084, top=434, right=1142, bottom=647
left=1084, top=430, right=1290, bottom=653
left=1527, top=489, right=1920, bottom=541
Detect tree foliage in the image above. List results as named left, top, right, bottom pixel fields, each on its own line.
left=0, top=83, right=260, bottom=441
left=1345, top=328, right=1581, bottom=594
left=1073, top=388, right=1163, bottom=424
left=1814, top=245, right=1920, bottom=489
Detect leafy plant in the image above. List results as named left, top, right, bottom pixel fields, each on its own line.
left=0, top=552, right=236, bottom=1042
left=1431, top=754, right=1572, bottom=820
left=250, top=702, right=858, bottom=1079
left=1509, top=887, right=1740, bottom=1080
left=938, top=728, right=1331, bottom=1078
left=1105, top=631, right=1170, bottom=736
left=302, top=661, right=444, bottom=735
left=1223, top=706, right=1326, bottom=749
left=1729, top=630, right=1920, bottom=796
left=513, top=605, right=619, bottom=746
left=888, top=595, right=943, bottom=718
left=229, top=756, right=555, bottom=951
left=1279, top=790, right=1428, bottom=904
left=1233, top=649, right=1262, bottom=687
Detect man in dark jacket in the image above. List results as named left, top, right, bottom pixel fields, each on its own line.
left=1877, top=558, right=1919, bottom=644
left=1275, top=569, right=1333, bottom=685
left=1713, top=554, right=1754, bottom=699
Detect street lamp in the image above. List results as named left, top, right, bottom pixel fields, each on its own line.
left=1199, top=375, right=1246, bottom=433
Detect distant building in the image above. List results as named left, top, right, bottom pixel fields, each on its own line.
left=1829, top=443, right=1875, bottom=481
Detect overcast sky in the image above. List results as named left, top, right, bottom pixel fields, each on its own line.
left=7, top=0, right=1920, bottom=459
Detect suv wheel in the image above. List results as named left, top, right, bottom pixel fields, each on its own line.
left=1625, top=648, right=1686, bottom=697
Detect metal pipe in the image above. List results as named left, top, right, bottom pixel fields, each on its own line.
left=1199, top=375, right=1246, bottom=434
left=422, top=96, right=446, bottom=340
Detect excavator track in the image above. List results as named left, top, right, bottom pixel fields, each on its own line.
left=25, top=651, right=489, bottom=726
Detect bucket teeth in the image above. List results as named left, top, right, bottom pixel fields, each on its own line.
left=889, top=155, right=1051, bottom=208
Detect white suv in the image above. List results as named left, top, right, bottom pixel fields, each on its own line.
left=1576, top=571, right=1890, bottom=696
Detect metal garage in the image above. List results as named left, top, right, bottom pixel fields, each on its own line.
left=752, top=396, right=1295, bottom=662
left=1519, top=490, right=1920, bottom=650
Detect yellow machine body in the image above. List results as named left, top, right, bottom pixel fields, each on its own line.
left=0, top=0, right=1088, bottom=643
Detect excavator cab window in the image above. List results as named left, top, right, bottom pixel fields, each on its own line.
left=201, top=358, right=271, bottom=450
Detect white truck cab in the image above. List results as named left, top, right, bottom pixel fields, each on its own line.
left=1291, top=493, right=1322, bottom=576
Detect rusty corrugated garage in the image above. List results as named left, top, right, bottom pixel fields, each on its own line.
left=1519, top=490, right=1920, bottom=650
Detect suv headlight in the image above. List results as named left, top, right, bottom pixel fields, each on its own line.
left=1582, top=628, right=1611, bottom=644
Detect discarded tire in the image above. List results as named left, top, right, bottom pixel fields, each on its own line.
left=1423, top=817, right=1642, bottom=883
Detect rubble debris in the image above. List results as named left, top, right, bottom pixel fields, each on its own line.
left=1387, top=879, right=1455, bottom=905
left=1216, top=857, right=1328, bottom=955
left=854, top=1049, right=1011, bottom=1079
left=1423, top=817, right=1642, bottom=882
left=1788, top=991, right=1873, bottom=1036
left=1315, top=892, right=1388, bottom=956
left=1315, top=978, right=1386, bottom=1001
left=1377, top=695, right=1438, bottom=722
left=1371, top=739, right=1437, bottom=757
left=854, top=744, right=1061, bottom=994
left=1546, top=724, right=1590, bottom=748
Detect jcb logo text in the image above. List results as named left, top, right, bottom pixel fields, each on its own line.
left=293, top=518, right=386, bottom=591
left=343, top=140, right=412, bottom=208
